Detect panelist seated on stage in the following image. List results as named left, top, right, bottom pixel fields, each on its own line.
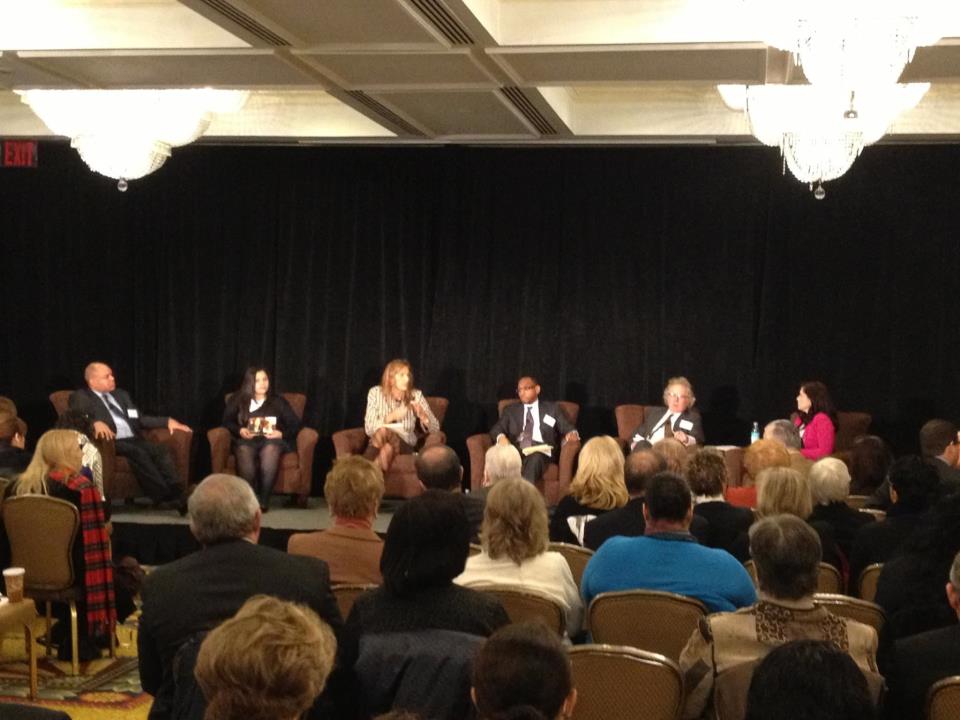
left=490, top=375, right=579, bottom=484
left=69, top=362, right=190, bottom=505
left=629, top=376, right=704, bottom=450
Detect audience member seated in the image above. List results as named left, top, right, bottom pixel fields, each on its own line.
left=850, top=455, right=939, bottom=584
left=479, top=442, right=523, bottom=497
left=455, top=479, right=583, bottom=636
left=54, top=410, right=105, bottom=500
left=0, top=410, right=29, bottom=479
left=680, top=514, right=882, bottom=720
left=745, top=640, right=877, bottom=720
left=222, top=366, right=301, bottom=511
left=341, top=490, right=509, bottom=718
left=884, top=548, right=960, bottom=720
left=581, top=472, right=756, bottom=612
left=808, top=457, right=874, bottom=561
left=652, top=437, right=691, bottom=475
left=491, top=375, right=579, bottom=484
left=416, top=445, right=484, bottom=542
left=7, top=429, right=119, bottom=661
left=688, top=450, right=753, bottom=559
left=549, top=436, right=628, bottom=545
left=726, top=439, right=790, bottom=509
left=792, top=380, right=838, bottom=460
left=874, top=493, right=960, bottom=655
left=763, top=419, right=812, bottom=477
left=194, top=595, right=337, bottom=720
left=287, top=455, right=385, bottom=585
left=138, top=474, right=342, bottom=720
left=364, top=358, right=439, bottom=474
left=849, top=435, right=893, bottom=497
left=472, top=623, right=577, bottom=720
left=628, top=376, right=704, bottom=448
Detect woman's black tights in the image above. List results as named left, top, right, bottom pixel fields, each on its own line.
left=235, top=441, right=283, bottom=509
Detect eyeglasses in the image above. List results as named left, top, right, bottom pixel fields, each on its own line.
left=664, top=392, right=691, bottom=401
left=517, top=385, right=537, bottom=392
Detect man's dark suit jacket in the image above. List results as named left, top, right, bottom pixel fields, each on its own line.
left=138, top=539, right=342, bottom=720
left=629, top=406, right=704, bottom=446
left=885, top=623, right=960, bottom=720
left=69, top=386, right=169, bottom=436
left=489, top=400, right=575, bottom=457
left=583, top=497, right=710, bottom=551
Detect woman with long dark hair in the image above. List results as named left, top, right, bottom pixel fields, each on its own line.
left=793, top=380, right=838, bottom=460
left=223, top=367, right=300, bottom=511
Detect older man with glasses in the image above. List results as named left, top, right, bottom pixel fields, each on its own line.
left=629, top=376, right=705, bottom=450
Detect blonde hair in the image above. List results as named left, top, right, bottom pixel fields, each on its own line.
left=380, top=358, right=414, bottom=404
left=195, top=595, right=337, bottom=720
left=481, top=479, right=549, bottom=564
left=569, top=436, right=628, bottom=510
left=324, top=455, right=384, bottom=519
left=743, top=439, right=791, bottom=482
left=652, top=438, right=690, bottom=474
left=15, top=430, right=83, bottom=495
left=756, top=467, right=813, bottom=519
left=809, top=457, right=852, bottom=505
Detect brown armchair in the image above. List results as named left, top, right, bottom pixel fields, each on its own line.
left=207, top=393, right=318, bottom=507
left=49, top=390, right=192, bottom=502
left=331, top=397, right=449, bottom=499
left=835, top=411, right=872, bottom=452
left=466, top=400, right=580, bottom=507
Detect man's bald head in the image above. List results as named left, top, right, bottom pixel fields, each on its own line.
left=625, top=449, right=667, bottom=495
left=415, top=444, right=463, bottom=491
left=84, top=362, right=116, bottom=393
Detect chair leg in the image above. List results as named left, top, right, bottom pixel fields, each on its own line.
left=69, top=601, right=78, bottom=676
left=109, top=619, right=116, bottom=659
left=44, top=602, right=52, bottom=658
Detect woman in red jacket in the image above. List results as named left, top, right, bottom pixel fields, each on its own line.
left=793, top=380, right=838, bottom=460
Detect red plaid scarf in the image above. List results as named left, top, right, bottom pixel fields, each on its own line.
left=49, top=471, right=117, bottom=639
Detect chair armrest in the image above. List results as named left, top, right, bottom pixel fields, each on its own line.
left=207, top=428, right=232, bottom=474
left=466, top=434, right=494, bottom=492
left=557, top=438, right=581, bottom=499
left=331, top=428, right=368, bottom=458
left=296, top=428, right=320, bottom=483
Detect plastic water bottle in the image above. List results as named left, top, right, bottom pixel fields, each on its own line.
left=750, top=421, right=760, bottom=444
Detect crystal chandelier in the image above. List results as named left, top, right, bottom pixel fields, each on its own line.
left=718, top=83, right=929, bottom=197
left=18, top=88, right=249, bottom=189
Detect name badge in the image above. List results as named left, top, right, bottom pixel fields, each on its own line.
left=128, top=409, right=139, bottom=419
left=678, top=419, right=693, bottom=431
left=543, top=414, right=556, bottom=427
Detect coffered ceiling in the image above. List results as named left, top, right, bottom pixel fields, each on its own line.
left=1, top=0, right=960, bottom=144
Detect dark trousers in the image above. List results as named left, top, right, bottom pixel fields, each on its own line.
left=115, top=438, right=179, bottom=501
left=520, top=452, right=548, bottom=483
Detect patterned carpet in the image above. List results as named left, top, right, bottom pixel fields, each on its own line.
left=0, top=617, right=151, bottom=720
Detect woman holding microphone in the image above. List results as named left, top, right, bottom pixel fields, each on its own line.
left=364, top=358, right=438, bottom=472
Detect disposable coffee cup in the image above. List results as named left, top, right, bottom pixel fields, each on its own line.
left=3, top=567, right=24, bottom=602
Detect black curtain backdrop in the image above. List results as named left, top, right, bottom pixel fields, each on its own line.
left=2, top=141, right=958, bottom=491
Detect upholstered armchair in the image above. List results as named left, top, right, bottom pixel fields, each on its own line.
left=466, top=400, right=580, bottom=507
left=49, top=390, right=192, bottom=502
left=207, top=392, right=317, bottom=507
left=331, top=396, right=449, bottom=499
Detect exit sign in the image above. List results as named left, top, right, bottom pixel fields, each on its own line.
left=1, top=140, right=38, bottom=168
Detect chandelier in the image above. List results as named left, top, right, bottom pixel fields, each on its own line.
left=718, top=83, right=929, bottom=197
left=18, top=88, right=249, bottom=190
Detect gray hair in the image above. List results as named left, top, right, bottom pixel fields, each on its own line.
left=749, top=514, right=822, bottom=600
left=809, top=457, right=851, bottom=504
left=189, top=474, right=260, bottom=545
left=484, top=443, right=522, bottom=485
left=763, top=419, right=802, bottom=450
left=951, top=550, right=960, bottom=589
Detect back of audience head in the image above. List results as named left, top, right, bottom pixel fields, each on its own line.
left=763, top=419, right=802, bottom=450
left=652, top=437, right=688, bottom=474
left=756, top=467, right=812, bottom=519
left=415, top=444, right=463, bottom=491
left=745, top=640, right=876, bottom=720
left=484, top=443, right=522, bottom=487
left=325, top=455, right=383, bottom=521
left=54, top=409, right=95, bottom=439
left=482, top=479, right=548, bottom=565
left=472, top=622, right=576, bottom=720
left=848, top=435, right=893, bottom=494
left=644, top=472, right=692, bottom=527
left=919, top=419, right=958, bottom=460
left=0, top=396, right=16, bottom=416
left=749, top=514, right=821, bottom=600
left=195, top=594, right=337, bottom=720
left=569, top=435, right=628, bottom=510
left=686, top=450, right=728, bottom=498
left=809, top=457, right=851, bottom=505
left=16, top=429, right=83, bottom=494
left=743, top=439, right=791, bottom=482
left=381, top=489, right=469, bottom=597
left=624, top=448, right=666, bottom=496
left=888, top=455, right=939, bottom=510
left=189, top=474, right=260, bottom=545
left=0, top=410, right=25, bottom=448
